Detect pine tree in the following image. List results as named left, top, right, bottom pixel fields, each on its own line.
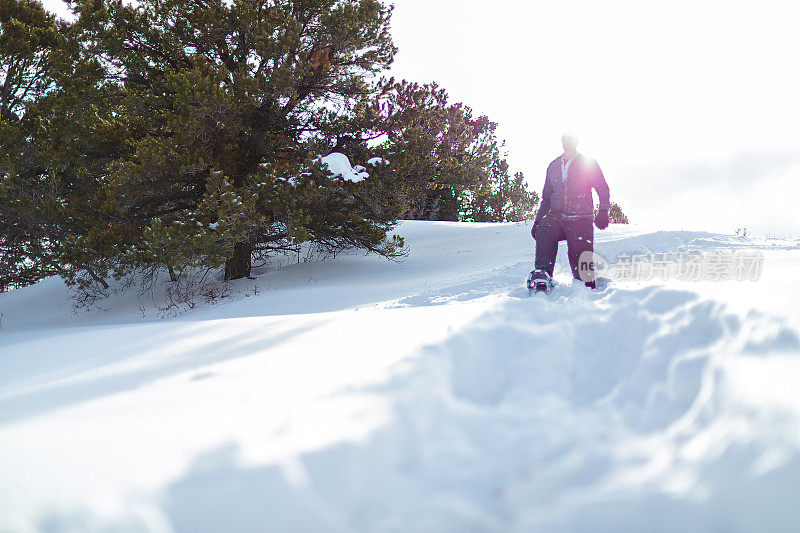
left=0, top=0, right=65, bottom=291
left=371, top=79, right=537, bottom=222
left=367, top=80, right=491, bottom=220
left=460, top=150, right=539, bottom=222
left=40, top=0, right=401, bottom=288
left=594, top=202, right=630, bottom=224
left=608, top=202, right=629, bottom=224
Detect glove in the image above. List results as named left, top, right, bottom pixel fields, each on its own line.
left=531, top=220, right=540, bottom=239
left=595, top=208, right=609, bottom=230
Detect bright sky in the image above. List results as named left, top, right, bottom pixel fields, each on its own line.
left=41, top=0, right=800, bottom=235
left=388, top=0, right=800, bottom=235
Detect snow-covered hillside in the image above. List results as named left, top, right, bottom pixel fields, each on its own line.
left=1, top=221, right=800, bottom=532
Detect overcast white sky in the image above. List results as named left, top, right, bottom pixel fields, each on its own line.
left=42, top=0, right=800, bottom=235
left=388, top=0, right=800, bottom=235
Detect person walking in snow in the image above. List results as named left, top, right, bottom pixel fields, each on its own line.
left=529, top=133, right=610, bottom=290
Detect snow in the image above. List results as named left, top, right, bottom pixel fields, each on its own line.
left=1, top=221, right=800, bottom=531
left=367, top=157, right=387, bottom=166
left=319, top=152, right=369, bottom=183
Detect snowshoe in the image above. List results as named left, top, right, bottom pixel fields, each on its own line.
left=527, top=269, right=554, bottom=294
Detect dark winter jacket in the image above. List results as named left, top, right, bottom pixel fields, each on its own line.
left=533, top=153, right=610, bottom=228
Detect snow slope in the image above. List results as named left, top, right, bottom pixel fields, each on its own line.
left=1, top=221, right=799, bottom=532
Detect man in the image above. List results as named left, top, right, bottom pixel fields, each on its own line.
left=529, top=133, right=610, bottom=290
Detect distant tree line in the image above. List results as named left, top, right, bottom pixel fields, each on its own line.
left=0, top=0, right=555, bottom=295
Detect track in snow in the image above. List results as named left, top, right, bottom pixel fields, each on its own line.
left=1, top=221, right=799, bottom=532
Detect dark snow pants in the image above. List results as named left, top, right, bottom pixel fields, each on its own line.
left=533, top=213, right=594, bottom=282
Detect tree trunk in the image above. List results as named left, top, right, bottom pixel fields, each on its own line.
left=224, top=241, right=252, bottom=280
left=86, top=267, right=110, bottom=289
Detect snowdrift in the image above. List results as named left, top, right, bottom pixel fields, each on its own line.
left=1, top=221, right=799, bottom=532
